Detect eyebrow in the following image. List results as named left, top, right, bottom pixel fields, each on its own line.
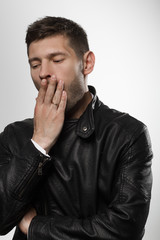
left=28, top=52, right=68, bottom=64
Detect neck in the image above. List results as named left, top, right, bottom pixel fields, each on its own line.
left=65, top=91, right=92, bottom=120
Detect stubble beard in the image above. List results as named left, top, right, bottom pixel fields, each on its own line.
left=65, top=75, right=86, bottom=114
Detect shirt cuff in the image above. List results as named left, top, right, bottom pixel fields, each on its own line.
left=31, top=139, right=50, bottom=157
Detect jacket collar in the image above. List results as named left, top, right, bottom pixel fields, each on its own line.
left=76, top=86, right=101, bottom=139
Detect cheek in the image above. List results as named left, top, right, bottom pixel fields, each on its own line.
left=57, top=63, right=81, bottom=86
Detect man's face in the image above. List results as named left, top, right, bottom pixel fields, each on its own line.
left=28, top=35, right=87, bottom=112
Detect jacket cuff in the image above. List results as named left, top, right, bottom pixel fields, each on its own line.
left=28, top=216, right=52, bottom=240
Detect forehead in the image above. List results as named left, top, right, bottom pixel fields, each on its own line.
left=28, top=35, right=76, bottom=58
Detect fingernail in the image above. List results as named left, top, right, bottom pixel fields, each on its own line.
left=41, top=79, right=46, bottom=84
left=51, top=75, right=56, bottom=80
left=63, top=90, right=66, bottom=96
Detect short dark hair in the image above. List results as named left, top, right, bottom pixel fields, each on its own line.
left=25, top=16, right=89, bottom=58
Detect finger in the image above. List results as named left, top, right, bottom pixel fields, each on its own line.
left=58, top=90, right=67, bottom=112
left=36, top=79, right=47, bottom=104
left=52, top=80, right=64, bottom=105
left=44, top=77, right=57, bottom=104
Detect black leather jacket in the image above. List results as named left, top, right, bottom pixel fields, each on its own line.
left=0, top=86, right=152, bottom=240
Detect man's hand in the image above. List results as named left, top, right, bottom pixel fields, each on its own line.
left=19, top=208, right=37, bottom=235
left=32, top=76, right=67, bottom=153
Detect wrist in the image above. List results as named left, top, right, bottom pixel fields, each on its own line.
left=31, top=139, right=50, bottom=156
left=32, top=135, right=56, bottom=154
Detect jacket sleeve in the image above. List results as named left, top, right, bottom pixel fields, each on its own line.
left=28, top=125, right=153, bottom=240
left=0, top=124, right=52, bottom=235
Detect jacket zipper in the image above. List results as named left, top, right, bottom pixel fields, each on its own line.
left=17, top=159, right=48, bottom=199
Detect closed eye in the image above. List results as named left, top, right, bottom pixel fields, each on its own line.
left=31, top=64, right=41, bottom=69
left=53, top=59, right=64, bottom=63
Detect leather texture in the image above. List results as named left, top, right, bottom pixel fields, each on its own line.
left=0, top=86, right=153, bottom=240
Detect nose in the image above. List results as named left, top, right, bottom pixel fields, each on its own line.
left=39, top=61, right=52, bottom=80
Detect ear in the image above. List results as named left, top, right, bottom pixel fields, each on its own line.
left=83, top=51, right=95, bottom=76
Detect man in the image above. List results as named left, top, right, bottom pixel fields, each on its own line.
left=0, top=16, right=152, bottom=240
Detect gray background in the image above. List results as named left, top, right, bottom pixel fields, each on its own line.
left=0, top=0, right=159, bottom=239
